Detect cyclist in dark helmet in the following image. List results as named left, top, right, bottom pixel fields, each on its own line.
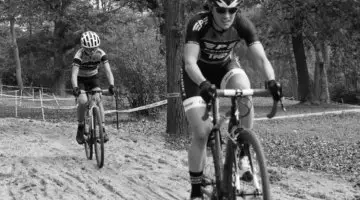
left=71, top=31, right=115, bottom=145
left=181, top=0, right=282, bottom=199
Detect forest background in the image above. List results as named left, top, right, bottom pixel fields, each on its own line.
left=0, top=0, right=359, bottom=113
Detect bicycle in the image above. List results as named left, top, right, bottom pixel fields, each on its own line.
left=79, top=89, right=113, bottom=168
left=202, top=88, right=285, bottom=200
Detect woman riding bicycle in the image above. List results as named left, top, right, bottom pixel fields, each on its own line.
left=181, top=0, right=282, bottom=199
left=71, top=31, right=115, bottom=145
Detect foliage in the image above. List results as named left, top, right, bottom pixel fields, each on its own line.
left=104, top=9, right=166, bottom=116
left=245, top=0, right=360, bottom=101
left=163, top=99, right=360, bottom=184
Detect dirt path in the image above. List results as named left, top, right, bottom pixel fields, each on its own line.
left=0, top=118, right=358, bottom=200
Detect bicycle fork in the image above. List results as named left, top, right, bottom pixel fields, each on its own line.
left=235, top=140, right=262, bottom=197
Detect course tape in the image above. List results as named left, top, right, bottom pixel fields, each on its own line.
left=0, top=94, right=73, bottom=101
left=254, top=108, right=360, bottom=121
left=105, top=100, right=167, bottom=114
left=3, top=90, right=360, bottom=119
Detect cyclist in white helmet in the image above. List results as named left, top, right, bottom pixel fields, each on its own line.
left=71, top=31, right=115, bottom=145
left=181, top=0, right=282, bottom=199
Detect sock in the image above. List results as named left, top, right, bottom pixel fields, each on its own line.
left=102, top=122, right=106, bottom=131
left=78, top=121, right=84, bottom=128
left=190, top=171, right=203, bottom=198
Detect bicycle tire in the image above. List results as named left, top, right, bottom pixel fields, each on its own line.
left=84, top=113, right=93, bottom=160
left=223, top=128, right=271, bottom=200
left=93, top=106, right=104, bottom=168
left=210, top=129, right=224, bottom=200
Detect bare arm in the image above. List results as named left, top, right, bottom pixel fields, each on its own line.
left=247, top=42, right=275, bottom=81
left=71, top=64, right=79, bottom=88
left=184, top=43, right=206, bottom=86
left=103, top=62, right=114, bottom=86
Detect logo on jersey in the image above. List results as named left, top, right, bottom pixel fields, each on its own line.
left=204, top=42, right=237, bottom=50
left=202, top=41, right=238, bottom=60
left=193, top=17, right=208, bottom=31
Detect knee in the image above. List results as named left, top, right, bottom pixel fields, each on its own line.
left=221, top=68, right=251, bottom=89
left=191, top=123, right=212, bottom=144
left=77, top=95, right=88, bottom=106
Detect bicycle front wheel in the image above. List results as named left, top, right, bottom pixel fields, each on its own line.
left=93, top=107, right=104, bottom=168
left=84, top=113, right=93, bottom=160
left=203, top=129, right=224, bottom=200
left=223, top=128, right=271, bottom=200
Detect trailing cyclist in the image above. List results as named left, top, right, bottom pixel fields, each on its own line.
left=71, top=31, right=115, bottom=145
left=181, top=0, right=282, bottom=199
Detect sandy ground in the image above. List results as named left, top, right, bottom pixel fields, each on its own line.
left=0, top=118, right=358, bottom=200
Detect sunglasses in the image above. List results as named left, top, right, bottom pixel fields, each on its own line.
left=215, top=7, right=238, bottom=14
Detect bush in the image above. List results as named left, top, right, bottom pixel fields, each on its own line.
left=104, top=10, right=166, bottom=117
left=330, top=86, right=360, bottom=105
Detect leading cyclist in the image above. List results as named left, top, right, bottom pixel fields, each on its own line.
left=71, top=31, right=115, bottom=145
left=181, top=0, right=282, bottom=199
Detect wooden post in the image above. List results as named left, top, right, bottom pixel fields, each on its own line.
left=19, top=89, right=23, bottom=106
left=40, top=88, right=45, bottom=121
left=115, top=91, right=119, bottom=130
left=53, top=93, right=60, bottom=107
left=15, top=90, right=18, bottom=117
left=32, top=88, right=35, bottom=102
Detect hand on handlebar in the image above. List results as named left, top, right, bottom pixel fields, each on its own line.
left=73, top=87, right=81, bottom=97
left=108, top=85, right=115, bottom=95
left=199, top=80, right=216, bottom=104
left=266, top=80, right=283, bottom=101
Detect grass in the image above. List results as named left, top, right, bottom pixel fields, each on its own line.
left=164, top=98, right=360, bottom=187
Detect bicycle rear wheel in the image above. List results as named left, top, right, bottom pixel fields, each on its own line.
left=84, top=113, right=93, bottom=160
left=223, top=128, right=271, bottom=200
left=93, top=107, right=104, bottom=168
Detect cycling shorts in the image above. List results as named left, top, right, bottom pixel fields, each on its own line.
left=77, top=74, right=100, bottom=91
left=180, top=58, right=242, bottom=100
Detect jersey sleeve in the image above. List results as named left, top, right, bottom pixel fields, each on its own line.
left=235, top=14, right=260, bottom=46
left=185, top=14, right=208, bottom=45
left=72, top=49, right=82, bottom=67
left=98, top=48, right=109, bottom=64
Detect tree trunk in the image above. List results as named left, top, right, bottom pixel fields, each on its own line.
left=313, top=40, right=330, bottom=104
left=292, top=33, right=311, bottom=103
left=53, top=20, right=68, bottom=96
left=165, top=0, right=188, bottom=135
left=320, top=41, right=330, bottom=103
left=286, top=37, right=298, bottom=99
left=10, top=17, right=24, bottom=90
left=313, top=43, right=322, bottom=104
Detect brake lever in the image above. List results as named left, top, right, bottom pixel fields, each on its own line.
left=202, top=102, right=212, bottom=121
left=267, top=100, right=278, bottom=119
left=267, top=97, right=286, bottom=119
left=280, top=98, right=286, bottom=112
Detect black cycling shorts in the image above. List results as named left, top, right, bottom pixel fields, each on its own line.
left=77, top=74, right=100, bottom=91
left=180, top=58, right=241, bottom=100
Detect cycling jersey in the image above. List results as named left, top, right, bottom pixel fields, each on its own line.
left=185, top=12, right=259, bottom=65
left=182, top=12, right=260, bottom=100
left=73, top=48, right=109, bottom=77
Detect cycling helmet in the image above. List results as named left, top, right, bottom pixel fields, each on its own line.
left=80, top=31, right=100, bottom=48
left=208, top=0, right=241, bottom=7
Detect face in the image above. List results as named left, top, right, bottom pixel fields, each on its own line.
left=84, top=47, right=97, bottom=55
left=212, top=6, right=238, bottom=30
